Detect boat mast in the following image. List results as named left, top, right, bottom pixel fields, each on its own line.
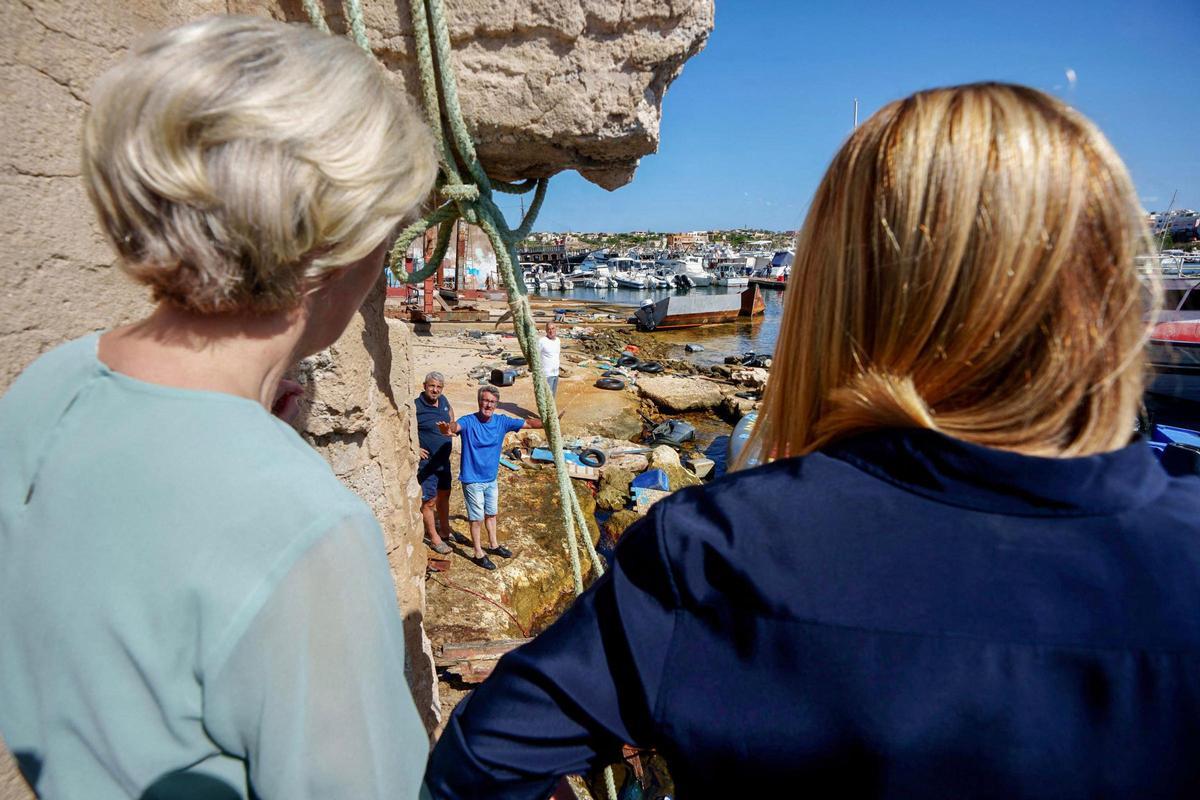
left=1160, top=189, right=1179, bottom=251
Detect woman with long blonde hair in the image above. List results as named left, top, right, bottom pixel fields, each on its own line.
left=426, top=83, right=1200, bottom=798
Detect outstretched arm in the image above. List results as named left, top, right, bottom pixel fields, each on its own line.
left=425, top=506, right=679, bottom=799
left=436, top=419, right=461, bottom=436
left=520, top=410, right=565, bottom=430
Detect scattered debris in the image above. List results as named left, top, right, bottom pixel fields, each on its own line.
left=683, top=455, right=715, bottom=479
left=632, top=487, right=671, bottom=515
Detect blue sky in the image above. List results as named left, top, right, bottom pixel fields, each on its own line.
left=498, top=0, right=1199, bottom=233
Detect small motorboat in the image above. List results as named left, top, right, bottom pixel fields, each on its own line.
left=614, top=273, right=655, bottom=290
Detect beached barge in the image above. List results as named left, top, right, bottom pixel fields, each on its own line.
left=634, top=285, right=765, bottom=331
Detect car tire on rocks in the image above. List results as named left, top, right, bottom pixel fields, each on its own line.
left=506, top=355, right=528, bottom=366
left=578, top=448, right=607, bottom=468
left=636, top=361, right=664, bottom=373
left=595, top=377, right=625, bottom=390
left=616, top=355, right=639, bottom=368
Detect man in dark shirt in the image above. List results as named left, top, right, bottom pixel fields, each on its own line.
left=415, top=371, right=454, bottom=553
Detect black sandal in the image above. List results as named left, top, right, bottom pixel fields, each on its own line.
left=486, top=545, right=513, bottom=559
left=473, top=554, right=497, bottom=571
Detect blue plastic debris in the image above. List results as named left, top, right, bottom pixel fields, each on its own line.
left=631, top=468, right=670, bottom=492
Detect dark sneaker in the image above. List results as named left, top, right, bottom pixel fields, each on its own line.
left=474, top=554, right=497, bottom=571
left=486, top=545, right=513, bottom=559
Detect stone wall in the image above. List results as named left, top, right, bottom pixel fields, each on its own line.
left=0, top=1, right=711, bottom=796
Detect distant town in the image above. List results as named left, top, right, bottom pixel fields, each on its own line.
left=520, top=228, right=796, bottom=253
left=1148, top=209, right=1200, bottom=248
left=516, top=211, right=1200, bottom=256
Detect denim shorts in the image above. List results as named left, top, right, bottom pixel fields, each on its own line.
left=546, top=375, right=559, bottom=395
left=418, top=460, right=452, bottom=502
left=462, top=480, right=498, bottom=521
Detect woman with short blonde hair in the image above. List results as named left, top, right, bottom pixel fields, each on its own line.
left=426, top=84, right=1200, bottom=798
left=1, top=15, right=435, bottom=800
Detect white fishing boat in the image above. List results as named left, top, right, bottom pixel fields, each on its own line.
left=660, top=256, right=712, bottom=288
left=714, top=263, right=749, bottom=287
left=614, top=273, right=655, bottom=290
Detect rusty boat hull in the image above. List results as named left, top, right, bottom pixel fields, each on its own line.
left=634, top=286, right=766, bottom=331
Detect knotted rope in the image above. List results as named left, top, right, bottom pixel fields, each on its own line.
left=304, top=7, right=618, bottom=794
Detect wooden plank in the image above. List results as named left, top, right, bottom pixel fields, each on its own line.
left=438, top=638, right=532, bottom=660
left=565, top=462, right=601, bottom=481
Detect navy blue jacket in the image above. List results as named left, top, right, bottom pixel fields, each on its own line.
left=426, top=429, right=1200, bottom=798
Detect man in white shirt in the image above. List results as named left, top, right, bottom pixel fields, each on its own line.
left=537, top=322, right=562, bottom=395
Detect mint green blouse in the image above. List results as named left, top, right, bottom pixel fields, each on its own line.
left=0, top=335, right=428, bottom=799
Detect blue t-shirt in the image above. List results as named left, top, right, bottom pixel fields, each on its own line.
left=457, top=412, right=525, bottom=483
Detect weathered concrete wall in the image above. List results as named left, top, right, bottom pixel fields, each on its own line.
left=0, top=1, right=711, bottom=796
left=262, top=0, right=714, bottom=189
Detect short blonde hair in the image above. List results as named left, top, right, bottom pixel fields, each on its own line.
left=749, top=83, right=1153, bottom=463
left=82, top=15, right=436, bottom=313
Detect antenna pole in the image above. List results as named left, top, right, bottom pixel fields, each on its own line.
left=853, top=97, right=859, bottom=129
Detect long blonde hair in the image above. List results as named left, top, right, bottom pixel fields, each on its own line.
left=748, top=83, right=1153, bottom=463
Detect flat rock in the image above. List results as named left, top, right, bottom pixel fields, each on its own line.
left=648, top=445, right=681, bottom=469
left=731, top=367, right=769, bottom=388
left=721, top=394, right=758, bottom=421
left=636, top=374, right=725, bottom=413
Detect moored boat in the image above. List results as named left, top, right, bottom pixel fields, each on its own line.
left=660, top=257, right=713, bottom=288
left=615, top=274, right=655, bottom=290
left=714, top=263, right=749, bottom=287
left=634, top=286, right=765, bottom=330
left=748, top=265, right=788, bottom=290
left=1148, top=319, right=1200, bottom=404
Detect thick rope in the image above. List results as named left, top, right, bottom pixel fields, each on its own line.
left=304, top=4, right=616, bottom=794
left=300, top=0, right=329, bottom=32
left=342, top=0, right=370, bottom=52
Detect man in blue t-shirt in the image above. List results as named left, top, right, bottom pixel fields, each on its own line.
left=438, top=385, right=556, bottom=570
left=415, top=371, right=455, bottom=554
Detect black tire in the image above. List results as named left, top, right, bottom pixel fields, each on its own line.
left=637, top=361, right=664, bottom=373
left=595, top=377, right=626, bottom=390
left=616, top=354, right=639, bottom=368
left=506, top=355, right=528, bottom=366
left=578, top=448, right=607, bottom=468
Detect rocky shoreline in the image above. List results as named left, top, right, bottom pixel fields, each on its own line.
left=406, top=321, right=768, bottom=744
